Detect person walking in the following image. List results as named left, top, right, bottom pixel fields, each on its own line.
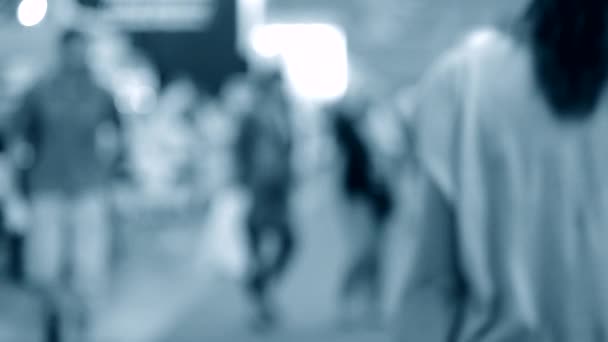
left=331, top=96, right=393, bottom=329
left=14, top=29, right=124, bottom=342
left=397, top=0, right=608, bottom=340
left=235, top=71, right=296, bottom=331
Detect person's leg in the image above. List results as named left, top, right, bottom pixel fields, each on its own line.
left=26, top=194, right=66, bottom=342
left=244, top=209, right=295, bottom=329
left=0, top=206, right=7, bottom=277
left=70, top=192, right=111, bottom=341
left=269, top=210, right=296, bottom=283
left=245, top=205, right=265, bottom=299
left=340, top=238, right=386, bottom=329
left=0, top=204, right=25, bottom=283
left=338, top=194, right=377, bottom=327
left=360, top=232, right=384, bottom=328
left=6, top=231, right=25, bottom=283
left=339, top=245, right=368, bottom=314
left=245, top=202, right=280, bottom=330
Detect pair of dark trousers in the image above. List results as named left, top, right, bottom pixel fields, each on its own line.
left=245, top=199, right=295, bottom=301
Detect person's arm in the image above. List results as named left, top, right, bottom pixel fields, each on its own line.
left=98, top=93, right=129, bottom=179
left=234, top=115, right=255, bottom=187
left=395, top=44, right=469, bottom=341
left=11, top=88, right=40, bottom=172
left=0, top=134, right=12, bottom=200
left=1, top=88, right=41, bottom=231
left=395, top=172, right=464, bottom=341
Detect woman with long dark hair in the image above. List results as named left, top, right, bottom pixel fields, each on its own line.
left=331, top=95, right=393, bottom=329
left=397, top=0, right=608, bottom=340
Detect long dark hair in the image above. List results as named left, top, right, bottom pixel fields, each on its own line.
left=524, top=0, right=608, bottom=119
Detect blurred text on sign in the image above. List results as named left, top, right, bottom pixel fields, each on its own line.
left=99, top=0, right=218, bottom=31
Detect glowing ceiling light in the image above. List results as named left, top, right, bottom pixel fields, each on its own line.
left=282, top=24, right=349, bottom=102
left=250, top=24, right=285, bottom=59
left=249, top=23, right=349, bottom=101
left=17, top=0, right=48, bottom=27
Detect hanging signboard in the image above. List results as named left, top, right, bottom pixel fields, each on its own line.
left=114, top=0, right=246, bottom=93
left=94, top=0, right=217, bottom=31
left=79, top=0, right=246, bottom=92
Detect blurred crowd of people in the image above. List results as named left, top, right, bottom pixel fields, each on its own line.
left=0, top=25, right=410, bottom=341
left=4, top=0, right=608, bottom=341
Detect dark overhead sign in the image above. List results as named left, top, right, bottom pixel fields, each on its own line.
left=125, top=0, right=247, bottom=94
left=95, top=0, right=218, bottom=31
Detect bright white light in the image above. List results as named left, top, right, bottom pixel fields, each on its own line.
left=17, top=0, right=48, bottom=27
left=250, top=23, right=349, bottom=102
left=250, top=24, right=285, bottom=58
left=282, top=24, right=349, bottom=101
left=468, top=28, right=496, bottom=47
left=116, top=79, right=158, bottom=116
left=238, top=0, right=266, bottom=55
left=124, top=82, right=156, bottom=115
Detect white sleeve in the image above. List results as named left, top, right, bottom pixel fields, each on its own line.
left=414, top=47, right=468, bottom=204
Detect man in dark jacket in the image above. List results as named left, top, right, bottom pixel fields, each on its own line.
left=14, top=29, right=124, bottom=342
left=235, top=71, right=296, bottom=330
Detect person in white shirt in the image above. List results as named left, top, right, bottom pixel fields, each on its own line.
left=397, top=0, right=608, bottom=340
